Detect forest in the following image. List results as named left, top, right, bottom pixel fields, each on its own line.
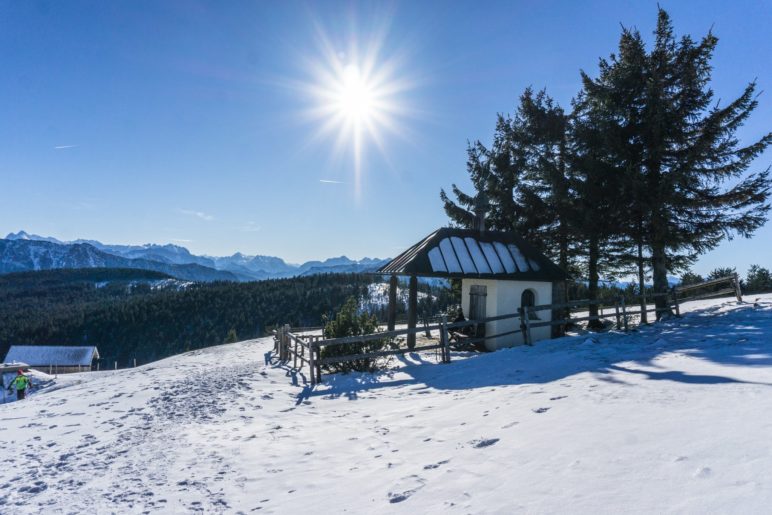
left=0, top=269, right=374, bottom=367
left=441, top=8, right=771, bottom=326
left=0, top=268, right=455, bottom=368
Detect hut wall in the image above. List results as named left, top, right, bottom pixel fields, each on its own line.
left=463, top=279, right=553, bottom=351
left=494, top=280, right=552, bottom=350
left=460, top=278, right=498, bottom=346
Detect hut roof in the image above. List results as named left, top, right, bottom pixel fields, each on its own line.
left=3, top=346, right=100, bottom=367
left=378, top=228, right=569, bottom=281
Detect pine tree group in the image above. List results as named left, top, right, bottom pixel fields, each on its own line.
left=441, top=8, right=771, bottom=319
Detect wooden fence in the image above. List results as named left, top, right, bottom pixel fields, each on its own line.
left=674, top=274, right=742, bottom=303
left=273, top=319, right=453, bottom=386
left=271, top=275, right=743, bottom=386
left=271, top=296, right=664, bottom=385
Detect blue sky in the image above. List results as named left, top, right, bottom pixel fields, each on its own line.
left=1, top=0, right=770, bottom=275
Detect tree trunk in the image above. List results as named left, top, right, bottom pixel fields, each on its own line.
left=637, top=239, right=648, bottom=324
left=407, top=275, right=418, bottom=349
left=587, top=235, right=603, bottom=330
left=558, top=220, right=571, bottom=327
left=387, top=275, right=397, bottom=331
left=651, top=241, right=671, bottom=320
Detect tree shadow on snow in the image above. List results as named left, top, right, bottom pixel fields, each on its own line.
left=604, top=364, right=772, bottom=386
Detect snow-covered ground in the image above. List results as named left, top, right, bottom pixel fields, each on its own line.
left=2, top=295, right=772, bottom=513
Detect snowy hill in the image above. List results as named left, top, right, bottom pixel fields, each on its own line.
left=2, top=295, right=772, bottom=513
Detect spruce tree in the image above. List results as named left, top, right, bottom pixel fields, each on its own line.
left=517, top=88, right=578, bottom=272
left=640, top=9, right=770, bottom=316
left=579, top=8, right=771, bottom=318
left=440, top=90, right=578, bottom=268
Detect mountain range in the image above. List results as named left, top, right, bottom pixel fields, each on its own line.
left=1, top=231, right=389, bottom=282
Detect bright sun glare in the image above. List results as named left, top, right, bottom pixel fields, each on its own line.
left=337, top=65, right=374, bottom=123
left=297, top=22, right=414, bottom=197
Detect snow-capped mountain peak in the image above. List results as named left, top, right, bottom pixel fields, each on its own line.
left=1, top=230, right=389, bottom=282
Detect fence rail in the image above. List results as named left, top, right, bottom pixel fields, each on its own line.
left=272, top=274, right=743, bottom=385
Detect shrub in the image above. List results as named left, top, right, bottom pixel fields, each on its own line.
left=680, top=270, right=704, bottom=286
left=746, top=265, right=772, bottom=293
left=321, top=296, right=386, bottom=373
left=224, top=328, right=238, bottom=343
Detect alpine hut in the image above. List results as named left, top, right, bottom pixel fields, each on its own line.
left=377, top=228, right=569, bottom=351
left=3, top=346, right=100, bottom=374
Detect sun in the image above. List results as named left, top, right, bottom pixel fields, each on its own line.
left=336, top=64, right=374, bottom=124
left=295, top=23, right=415, bottom=196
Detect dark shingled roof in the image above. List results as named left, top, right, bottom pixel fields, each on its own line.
left=378, top=228, right=569, bottom=281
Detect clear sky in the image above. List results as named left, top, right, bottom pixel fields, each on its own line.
left=1, top=0, right=770, bottom=274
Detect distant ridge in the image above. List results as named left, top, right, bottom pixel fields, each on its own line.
left=1, top=231, right=389, bottom=282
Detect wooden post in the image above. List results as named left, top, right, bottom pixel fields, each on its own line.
left=293, top=334, right=298, bottom=370
left=133, top=358, right=137, bottom=368
left=309, top=341, right=316, bottom=386
left=672, top=287, right=681, bottom=317
left=407, top=275, right=418, bottom=349
left=521, top=307, right=532, bottom=346
left=733, top=273, right=743, bottom=302
left=441, top=315, right=450, bottom=363
left=315, top=345, right=322, bottom=384
left=114, top=361, right=117, bottom=370
left=614, top=300, right=621, bottom=330
left=621, top=297, right=628, bottom=332
left=97, top=362, right=100, bottom=372
left=387, top=275, right=398, bottom=331
left=283, top=324, right=291, bottom=361
left=279, top=325, right=285, bottom=361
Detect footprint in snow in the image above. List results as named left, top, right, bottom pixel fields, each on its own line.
left=532, top=407, right=551, bottom=414
left=18, top=480, right=47, bottom=494
left=470, top=438, right=499, bottom=448
left=501, top=421, right=519, bottom=429
left=549, top=396, right=567, bottom=401
left=388, top=475, right=426, bottom=503
left=694, top=467, right=712, bottom=478
left=423, top=459, right=450, bottom=470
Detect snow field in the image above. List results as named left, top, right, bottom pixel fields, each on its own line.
left=1, top=294, right=771, bottom=513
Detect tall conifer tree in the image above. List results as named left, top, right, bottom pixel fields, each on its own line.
left=581, top=9, right=771, bottom=317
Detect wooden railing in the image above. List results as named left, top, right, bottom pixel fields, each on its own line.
left=272, top=277, right=743, bottom=385
left=674, top=274, right=742, bottom=303
left=274, top=320, right=453, bottom=386
left=271, top=297, right=667, bottom=384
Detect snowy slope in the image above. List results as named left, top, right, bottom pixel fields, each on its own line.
left=2, top=295, right=772, bottom=513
